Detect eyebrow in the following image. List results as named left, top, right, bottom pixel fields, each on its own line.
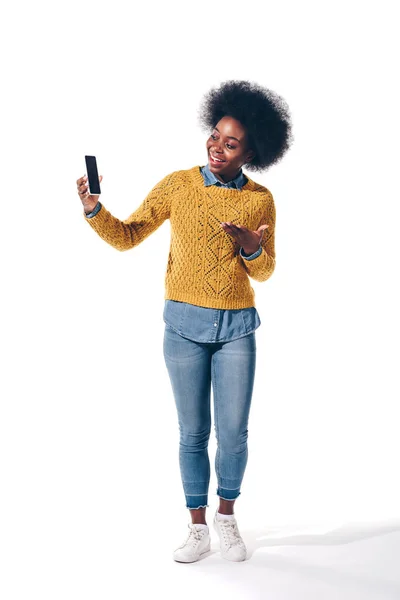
left=214, top=127, right=241, bottom=143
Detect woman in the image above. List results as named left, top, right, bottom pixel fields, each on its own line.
left=76, top=80, right=293, bottom=563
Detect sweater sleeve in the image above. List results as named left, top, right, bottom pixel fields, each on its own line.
left=82, top=171, right=176, bottom=251
left=240, top=192, right=276, bottom=282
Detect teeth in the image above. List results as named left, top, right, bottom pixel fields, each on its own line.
left=211, top=154, right=224, bottom=162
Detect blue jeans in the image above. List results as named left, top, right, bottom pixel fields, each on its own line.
left=163, top=324, right=257, bottom=509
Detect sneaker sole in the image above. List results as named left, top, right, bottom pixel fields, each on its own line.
left=173, top=542, right=211, bottom=563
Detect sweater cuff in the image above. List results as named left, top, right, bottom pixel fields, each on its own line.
left=84, top=201, right=102, bottom=218
left=240, top=245, right=262, bottom=261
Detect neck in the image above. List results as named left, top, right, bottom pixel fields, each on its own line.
left=214, top=168, right=242, bottom=184
left=190, top=166, right=257, bottom=194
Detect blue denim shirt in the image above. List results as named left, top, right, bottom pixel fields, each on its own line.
left=85, top=163, right=262, bottom=342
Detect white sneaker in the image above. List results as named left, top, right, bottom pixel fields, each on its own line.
left=213, top=510, right=247, bottom=561
left=173, top=523, right=211, bottom=563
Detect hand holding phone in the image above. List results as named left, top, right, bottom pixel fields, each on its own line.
left=77, top=174, right=103, bottom=213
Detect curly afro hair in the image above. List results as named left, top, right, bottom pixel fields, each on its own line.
left=197, top=79, right=294, bottom=173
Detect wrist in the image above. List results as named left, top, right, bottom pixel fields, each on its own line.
left=242, top=245, right=260, bottom=256
left=84, top=202, right=97, bottom=214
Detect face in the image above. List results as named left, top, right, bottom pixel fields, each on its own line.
left=206, top=115, right=255, bottom=183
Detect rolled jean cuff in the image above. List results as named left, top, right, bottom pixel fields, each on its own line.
left=216, top=487, right=241, bottom=501
left=186, top=494, right=209, bottom=509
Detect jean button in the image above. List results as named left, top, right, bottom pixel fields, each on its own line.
left=214, top=323, right=217, bottom=327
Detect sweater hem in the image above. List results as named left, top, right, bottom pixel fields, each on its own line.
left=164, top=290, right=256, bottom=310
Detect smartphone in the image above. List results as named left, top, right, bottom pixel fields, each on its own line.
left=84, top=155, right=101, bottom=195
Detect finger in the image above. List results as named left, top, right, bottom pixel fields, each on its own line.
left=231, top=222, right=249, bottom=233
left=228, top=224, right=246, bottom=238
left=78, top=182, right=88, bottom=193
left=221, top=224, right=238, bottom=237
left=76, top=175, right=87, bottom=185
left=221, top=226, right=243, bottom=244
left=224, top=221, right=240, bottom=227
left=78, top=184, right=89, bottom=197
left=222, top=222, right=242, bottom=233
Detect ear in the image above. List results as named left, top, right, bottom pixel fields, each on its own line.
left=245, top=149, right=255, bottom=163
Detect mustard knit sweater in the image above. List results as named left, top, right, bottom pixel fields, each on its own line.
left=83, top=165, right=276, bottom=309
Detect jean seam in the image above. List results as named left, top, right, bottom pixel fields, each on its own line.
left=212, top=355, right=220, bottom=482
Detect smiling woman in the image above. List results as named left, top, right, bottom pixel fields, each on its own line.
left=77, top=78, right=294, bottom=564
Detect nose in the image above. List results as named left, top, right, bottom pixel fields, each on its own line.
left=212, top=143, right=223, bottom=154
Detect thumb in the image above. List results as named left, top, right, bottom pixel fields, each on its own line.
left=99, top=175, right=103, bottom=181
left=257, top=224, right=269, bottom=233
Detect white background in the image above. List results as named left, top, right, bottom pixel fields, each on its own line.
left=1, top=0, right=399, bottom=598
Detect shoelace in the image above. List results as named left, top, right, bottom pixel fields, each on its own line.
left=181, top=524, right=205, bottom=548
left=218, top=520, right=245, bottom=548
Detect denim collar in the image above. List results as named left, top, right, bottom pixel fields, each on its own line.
left=201, top=162, right=247, bottom=190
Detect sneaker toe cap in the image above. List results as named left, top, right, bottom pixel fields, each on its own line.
left=225, top=545, right=247, bottom=561
left=173, top=539, right=210, bottom=563
left=173, top=547, right=197, bottom=562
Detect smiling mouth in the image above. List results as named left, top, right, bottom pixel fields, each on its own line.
left=209, top=152, right=226, bottom=165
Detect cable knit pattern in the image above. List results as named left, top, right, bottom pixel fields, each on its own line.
left=83, top=165, right=276, bottom=309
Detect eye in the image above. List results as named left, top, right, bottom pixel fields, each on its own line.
left=210, top=133, right=236, bottom=150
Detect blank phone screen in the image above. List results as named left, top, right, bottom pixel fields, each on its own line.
left=85, top=155, right=101, bottom=195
